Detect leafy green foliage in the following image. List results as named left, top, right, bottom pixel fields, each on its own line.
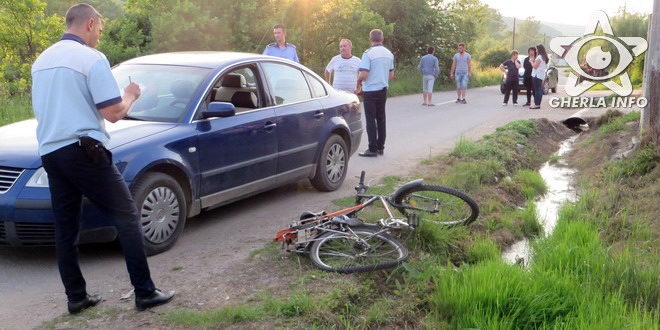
left=479, top=47, right=510, bottom=68
left=0, top=0, right=62, bottom=96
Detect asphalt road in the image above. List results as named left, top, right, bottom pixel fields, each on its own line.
left=0, top=83, right=591, bottom=328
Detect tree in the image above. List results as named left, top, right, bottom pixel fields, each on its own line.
left=98, top=12, right=153, bottom=66
left=642, top=0, right=659, bottom=144
left=0, top=0, right=62, bottom=96
left=150, top=0, right=222, bottom=52
left=516, top=17, right=542, bottom=50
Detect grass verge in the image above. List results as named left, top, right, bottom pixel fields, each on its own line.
left=0, top=94, right=32, bottom=127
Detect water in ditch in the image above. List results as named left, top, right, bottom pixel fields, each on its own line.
left=502, top=135, right=579, bottom=266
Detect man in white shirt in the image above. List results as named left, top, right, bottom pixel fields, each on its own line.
left=324, top=39, right=361, bottom=93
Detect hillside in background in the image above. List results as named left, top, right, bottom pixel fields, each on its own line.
left=502, top=17, right=584, bottom=38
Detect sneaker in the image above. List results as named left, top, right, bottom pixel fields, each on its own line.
left=427, top=103, right=435, bottom=106
left=522, top=103, right=531, bottom=106
left=455, top=99, right=461, bottom=103
left=513, top=103, right=519, bottom=106
left=502, top=102, right=507, bottom=106
left=460, top=99, right=467, bottom=104
left=377, top=149, right=384, bottom=155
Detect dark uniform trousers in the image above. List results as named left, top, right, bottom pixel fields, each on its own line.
left=41, top=142, right=156, bottom=301
left=362, top=87, right=388, bottom=153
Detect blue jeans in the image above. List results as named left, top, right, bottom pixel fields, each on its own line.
left=455, top=72, right=468, bottom=90
left=41, top=143, right=156, bottom=301
left=363, top=88, right=388, bottom=152
left=422, top=75, right=435, bottom=93
left=532, top=77, right=544, bottom=106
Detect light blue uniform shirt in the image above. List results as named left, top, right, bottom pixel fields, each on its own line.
left=31, top=34, right=122, bottom=156
left=359, top=44, right=395, bottom=92
left=263, top=43, right=299, bottom=62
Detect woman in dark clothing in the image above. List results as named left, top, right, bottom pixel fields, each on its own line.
left=522, top=47, right=536, bottom=106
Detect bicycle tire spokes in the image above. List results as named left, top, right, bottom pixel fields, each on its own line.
left=401, top=189, right=475, bottom=226
left=310, top=227, right=408, bottom=273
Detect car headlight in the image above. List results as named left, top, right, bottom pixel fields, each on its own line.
left=26, top=167, right=49, bottom=188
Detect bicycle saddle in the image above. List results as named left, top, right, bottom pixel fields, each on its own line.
left=299, top=211, right=325, bottom=220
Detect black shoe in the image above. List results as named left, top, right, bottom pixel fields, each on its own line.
left=68, top=294, right=101, bottom=314
left=460, top=99, right=467, bottom=104
left=358, top=150, right=378, bottom=157
left=523, top=103, right=530, bottom=106
left=377, top=149, right=384, bottom=155
left=135, top=289, right=175, bottom=311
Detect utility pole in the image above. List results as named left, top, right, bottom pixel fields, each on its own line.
left=643, top=0, right=659, bottom=144
left=512, top=18, right=516, bottom=50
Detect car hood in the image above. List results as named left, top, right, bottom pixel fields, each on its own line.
left=0, top=119, right=176, bottom=169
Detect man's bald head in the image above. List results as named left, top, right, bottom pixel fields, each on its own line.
left=65, top=3, right=103, bottom=29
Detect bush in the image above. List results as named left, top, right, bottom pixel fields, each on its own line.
left=479, top=48, right=511, bottom=68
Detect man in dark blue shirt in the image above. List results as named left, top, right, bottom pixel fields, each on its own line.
left=499, top=50, right=521, bottom=106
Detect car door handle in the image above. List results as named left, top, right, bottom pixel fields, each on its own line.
left=313, top=111, right=324, bottom=119
left=263, top=122, right=277, bottom=130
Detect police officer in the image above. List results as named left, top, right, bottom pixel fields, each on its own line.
left=31, top=3, right=174, bottom=314
left=263, top=24, right=299, bottom=62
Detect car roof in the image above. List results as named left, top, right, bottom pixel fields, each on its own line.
left=120, top=51, right=273, bottom=69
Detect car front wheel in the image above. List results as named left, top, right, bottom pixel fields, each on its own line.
left=131, top=172, right=187, bottom=256
left=310, top=134, right=348, bottom=192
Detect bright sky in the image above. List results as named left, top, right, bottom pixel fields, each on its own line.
left=480, top=0, right=653, bottom=26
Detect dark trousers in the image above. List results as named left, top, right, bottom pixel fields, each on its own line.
left=524, top=77, right=533, bottom=104
left=503, top=80, right=518, bottom=104
left=363, top=88, right=388, bottom=152
left=532, top=77, right=544, bottom=106
left=41, top=143, right=156, bottom=301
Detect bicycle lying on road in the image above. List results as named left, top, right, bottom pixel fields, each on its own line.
left=274, top=171, right=479, bottom=273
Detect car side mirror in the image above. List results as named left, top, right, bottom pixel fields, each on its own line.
left=203, top=102, right=236, bottom=119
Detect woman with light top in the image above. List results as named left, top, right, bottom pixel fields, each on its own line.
left=530, top=44, right=549, bottom=109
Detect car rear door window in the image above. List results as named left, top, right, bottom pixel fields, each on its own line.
left=261, top=63, right=311, bottom=105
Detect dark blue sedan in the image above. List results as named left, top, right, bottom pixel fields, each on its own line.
left=0, top=52, right=362, bottom=255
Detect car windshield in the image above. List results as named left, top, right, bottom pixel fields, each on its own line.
left=112, top=64, right=211, bottom=123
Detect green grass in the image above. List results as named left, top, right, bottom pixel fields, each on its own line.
left=513, top=169, right=547, bottom=199
left=158, top=117, right=660, bottom=329
left=598, top=110, right=641, bottom=135
left=387, top=65, right=502, bottom=97
left=0, top=94, right=33, bottom=127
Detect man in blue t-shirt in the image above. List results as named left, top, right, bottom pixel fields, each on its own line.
left=356, top=29, right=395, bottom=157
left=450, top=43, right=472, bottom=104
left=263, top=24, right=299, bottom=62
left=499, top=50, right=522, bottom=106
left=31, top=3, right=174, bottom=315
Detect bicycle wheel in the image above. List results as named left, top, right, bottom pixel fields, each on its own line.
left=309, top=226, right=408, bottom=273
left=392, top=184, right=479, bottom=226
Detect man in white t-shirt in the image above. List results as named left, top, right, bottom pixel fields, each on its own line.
left=324, top=39, right=361, bottom=93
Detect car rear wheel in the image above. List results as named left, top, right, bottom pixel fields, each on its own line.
left=131, top=172, right=187, bottom=256
left=310, top=134, right=348, bottom=192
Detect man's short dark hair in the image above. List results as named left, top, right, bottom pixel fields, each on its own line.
left=65, top=3, right=102, bottom=29
left=273, top=24, right=285, bottom=31
left=458, top=42, right=465, bottom=47
left=369, top=29, right=384, bottom=43
left=427, top=46, right=435, bottom=54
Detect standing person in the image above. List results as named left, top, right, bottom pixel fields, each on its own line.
left=450, top=43, right=472, bottom=104
left=522, top=47, right=537, bottom=106
left=499, top=50, right=521, bottom=106
left=530, top=44, right=549, bottom=109
left=263, top=24, right=299, bottom=62
left=31, top=3, right=174, bottom=314
left=355, top=29, right=395, bottom=157
left=417, top=46, right=440, bottom=106
left=324, top=38, right=361, bottom=93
